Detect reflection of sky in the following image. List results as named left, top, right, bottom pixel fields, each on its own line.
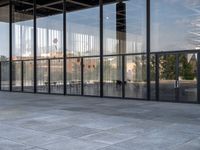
left=0, top=23, right=9, bottom=57
left=151, top=0, right=200, bottom=51
left=1, top=0, right=200, bottom=57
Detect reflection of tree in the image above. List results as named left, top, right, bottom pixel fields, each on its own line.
left=141, top=56, right=147, bottom=81
left=150, top=55, right=156, bottom=81
left=179, top=54, right=195, bottom=80
left=0, top=56, right=8, bottom=61
left=103, top=60, right=117, bottom=81
left=159, top=54, right=196, bottom=80
left=160, top=55, right=176, bottom=80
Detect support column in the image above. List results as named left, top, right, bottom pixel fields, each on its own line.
left=48, top=59, right=50, bottom=93
left=33, top=0, right=37, bottom=93
left=81, top=58, right=84, bottom=95
left=21, top=60, right=24, bottom=92
left=63, top=0, right=67, bottom=95
left=146, top=0, right=151, bottom=100
left=9, top=0, right=12, bottom=92
left=100, top=0, right=103, bottom=97
left=155, top=54, right=159, bottom=101
left=197, top=52, right=200, bottom=104
left=0, top=62, right=1, bottom=91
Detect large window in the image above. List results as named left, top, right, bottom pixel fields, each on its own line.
left=0, top=4, right=9, bottom=61
left=12, top=0, right=34, bottom=91
left=36, top=1, right=63, bottom=93
left=36, top=1, right=63, bottom=59
left=12, top=0, right=34, bottom=60
left=151, top=0, right=200, bottom=51
left=66, top=0, right=99, bottom=57
left=0, top=4, right=9, bottom=90
left=103, top=0, right=146, bottom=55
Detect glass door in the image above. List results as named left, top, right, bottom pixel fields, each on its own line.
left=103, top=56, right=122, bottom=97
left=83, top=57, right=100, bottom=96
left=158, top=53, right=198, bottom=102
left=158, top=54, right=178, bottom=101
left=125, top=55, right=147, bottom=99
left=67, top=58, right=82, bottom=95
left=178, top=53, right=197, bottom=102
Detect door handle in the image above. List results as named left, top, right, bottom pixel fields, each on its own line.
left=174, top=80, right=179, bottom=88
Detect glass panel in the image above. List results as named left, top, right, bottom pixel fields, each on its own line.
left=37, top=60, right=48, bottom=93
left=0, top=5, right=9, bottom=61
left=36, top=1, right=63, bottom=59
left=179, top=53, right=197, bottom=102
left=67, top=58, right=81, bottom=95
left=103, top=0, right=146, bottom=55
left=1, top=61, right=10, bottom=90
left=12, top=0, right=34, bottom=60
left=151, top=0, right=200, bottom=51
left=159, top=54, right=176, bottom=101
left=66, top=0, right=99, bottom=57
left=23, top=61, right=34, bottom=92
left=103, top=56, right=122, bottom=97
left=83, top=57, right=100, bottom=96
left=150, top=54, right=156, bottom=100
left=125, top=55, right=147, bottom=99
left=0, top=5, right=9, bottom=90
left=50, top=59, right=63, bottom=94
left=12, top=61, right=22, bottom=91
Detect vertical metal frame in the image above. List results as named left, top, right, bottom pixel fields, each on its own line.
left=122, top=55, right=125, bottom=98
left=100, top=0, right=103, bottom=97
left=33, top=0, right=37, bottom=93
left=146, top=0, right=151, bottom=100
left=197, top=52, right=200, bottom=103
left=63, top=0, right=67, bottom=95
left=81, top=57, right=84, bottom=95
left=175, top=54, right=179, bottom=101
left=21, top=60, right=24, bottom=92
left=0, top=62, right=1, bottom=91
left=155, top=54, right=159, bottom=101
left=9, top=0, right=12, bottom=92
left=48, top=59, right=50, bottom=93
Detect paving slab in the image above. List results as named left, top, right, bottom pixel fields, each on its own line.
left=0, top=92, right=200, bottom=150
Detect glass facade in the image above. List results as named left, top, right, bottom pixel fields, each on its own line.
left=0, top=0, right=199, bottom=104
